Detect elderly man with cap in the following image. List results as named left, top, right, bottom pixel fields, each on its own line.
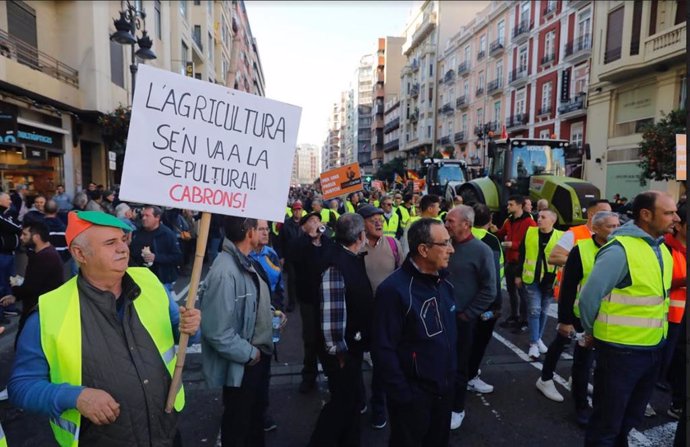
left=9, top=210, right=201, bottom=447
left=357, top=204, right=402, bottom=429
left=291, top=209, right=335, bottom=393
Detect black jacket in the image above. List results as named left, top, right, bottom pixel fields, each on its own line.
left=130, top=224, right=183, bottom=284
left=0, top=207, right=21, bottom=254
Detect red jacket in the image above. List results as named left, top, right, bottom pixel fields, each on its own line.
left=495, top=213, right=536, bottom=264
left=665, top=233, right=686, bottom=324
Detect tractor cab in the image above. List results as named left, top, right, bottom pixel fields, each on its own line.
left=422, top=158, right=468, bottom=200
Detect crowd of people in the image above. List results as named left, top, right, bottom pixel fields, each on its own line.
left=0, top=180, right=685, bottom=447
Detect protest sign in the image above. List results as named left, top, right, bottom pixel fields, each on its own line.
left=676, top=134, right=686, bottom=181
left=371, top=180, right=384, bottom=191
left=320, top=162, right=363, bottom=200
left=119, top=64, right=302, bottom=222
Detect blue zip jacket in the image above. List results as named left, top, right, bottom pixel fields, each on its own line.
left=372, top=256, right=457, bottom=404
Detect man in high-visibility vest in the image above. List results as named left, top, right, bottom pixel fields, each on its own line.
left=392, top=192, right=410, bottom=228
left=344, top=192, right=360, bottom=214
left=400, top=194, right=442, bottom=256
left=579, top=191, right=679, bottom=445
left=515, top=209, right=562, bottom=360
left=549, top=199, right=612, bottom=299
left=536, top=211, right=620, bottom=426
left=380, top=196, right=403, bottom=240
left=9, top=211, right=201, bottom=447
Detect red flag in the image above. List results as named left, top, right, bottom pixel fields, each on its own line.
left=501, top=124, right=508, bottom=139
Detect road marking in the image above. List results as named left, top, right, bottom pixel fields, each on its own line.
left=174, top=282, right=192, bottom=302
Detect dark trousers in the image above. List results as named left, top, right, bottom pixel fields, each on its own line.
left=668, top=317, right=686, bottom=409
left=504, top=263, right=528, bottom=320
left=541, top=332, right=594, bottom=410
left=309, top=351, right=363, bottom=447
left=370, top=358, right=386, bottom=419
left=299, top=301, right=319, bottom=383
left=468, top=316, right=496, bottom=379
left=453, top=317, right=476, bottom=412
left=221, top=354, right=271, bottom=447
left=387, top=388, right=453, bottom=447
left=585, top=342, right=663, bottom=447
left=284, top=263, right=298, bottom=310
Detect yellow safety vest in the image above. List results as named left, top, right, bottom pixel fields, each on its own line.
left=472, top=227, right=505, bottom=279
left=394, top=206, right=410, bottom=227
left=373, top=200, right=380, bottom=208
left=345, top=201, right=356, bottom=214
left=0, top=422, right=6, bottom=447
left=320, top=208, right=339, bottom=223
left=593, top=236, right=672, bottom=347
left=383, top=213, right=400, bottom=238
left=39, top=268, right=185, bottom=447
left=573, top=238, right=597, bottom=318
left=521, top=227, right=563, bottom=284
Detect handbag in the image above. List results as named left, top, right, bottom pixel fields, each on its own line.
left=179, top=230, right=192, bottom=241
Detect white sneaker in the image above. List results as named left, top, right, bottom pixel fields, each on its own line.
left=467, top=376, right=494, bottom=394
left=0, top=388, right=7, bottom=401
left=450, top=410, right=465, bottom=430
left=528, top=344, right=540, bottom=360
left=536, top=378, right=564, bottom=402
left=537, top=339, right=549, bottom=354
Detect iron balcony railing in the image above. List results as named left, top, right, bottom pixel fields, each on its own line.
left=564, top=34, right=592, bottom=57
left=0, top=28, right=78, bottom=87
left=558, top=95, right=586, bottom=114
left=507, top=113, right=529, bottom=128
left=383, top=117, right=400, bottom=133
left=440, top=103, right=454, bottom=115
left=454, top=131, right=466, bottom=143
left=489, top=39, right=504, bottom=55
left=487, top=78, right=502, bottom=93
left=456, top=95, right=467, bottom=108
left=477, top=50, right=486, bottom=60
left=512, top=19, right=532, bottom=40
left=541, top=53, right=556, bottom=65
left=383, top=138, right=399, bottom=152
left=457, top=61, right=469, bottom=75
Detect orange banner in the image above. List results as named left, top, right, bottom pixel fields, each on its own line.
left=320, top=162, right=363, bottom=200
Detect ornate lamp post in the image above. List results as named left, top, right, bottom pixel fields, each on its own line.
left=110, top=1, right=157, bottom=100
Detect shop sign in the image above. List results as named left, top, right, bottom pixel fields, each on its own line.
left=615, top=85, right=655, bottom=124
left=0, top=101, right=19, bottom=148
left=16, top=124, right=64, bottom=151
left=23, top=147, right=46, bottom=160
left=605, top=162, right=649, bottom=199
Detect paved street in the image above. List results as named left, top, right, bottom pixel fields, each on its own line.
left=0, top=272, right=678, bottom=447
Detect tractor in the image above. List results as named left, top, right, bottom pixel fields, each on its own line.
left=422, top=158, right=468, bottom=204
left=457, top=138, right=600, bottom=227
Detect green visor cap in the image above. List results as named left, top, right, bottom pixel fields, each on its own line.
left=75, top=210, right=133, bottom=233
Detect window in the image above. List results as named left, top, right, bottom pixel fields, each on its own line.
left=464, top=45, right=471, bottom=63
left=493, top=101, right=501, bottom=122
left=154, top=0, right=162, bottom=39
left=478, top=71, right=485, bottom=89
left=630, top=0, right=643, bottom=55
left=462, top=114, right=468, bottom=133
left=109, top=40, right=124, bottom=88
left=571, top=123, right=584, bottom=148
left=427, top=125, right=432, bottom=139
left=181, top=40, right=189, bottom=76
left=208, top=33, right=214, bottom=62
left=576, top=7, right=592, bottom=42
left=497, top=20, right=505, bottom=45
left=675, top=0, right=687, bottom=25
left=604, top=7, right=624, bottom=63
left=495, top=60, right=503, bottom=83
left=477, top=108, right=484, bottom=126
left=193, top=25, right=202, bottom=49
left=520, top=1, right=530, bottom=25
left=518, top=45, right=528, bottom=72
left=541, top=82, right=552, bottom=112
left=180, top=0, right=187, bottom=18
left=463, top=80, right=469, bottom=98
left=680, top=76, right=687, bottom=109
left=428, top=85, right=433, bottom=103
left=193, top=0, right=200, bottom=5
left=544, top=31, right=555, bottom=60
left=539, top=129, right=551, bottom=139
left=208, top=0, right=213, bottom=16
left=7, top=0, right=37, bottom=67
left=516, top=89, right=526, bottom=114
left=429, top=61, right=434, bottom=77
left=479, top=34, right=486, bottom=52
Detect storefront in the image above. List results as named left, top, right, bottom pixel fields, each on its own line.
left=0, top=100, right=67, bottom=196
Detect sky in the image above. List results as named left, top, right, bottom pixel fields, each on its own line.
left=244, top=1, right=417, bottom=147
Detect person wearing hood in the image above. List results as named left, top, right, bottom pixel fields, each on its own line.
left=578, top=191, right=679, bottom=446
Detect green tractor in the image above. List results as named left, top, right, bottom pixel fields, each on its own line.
left=457, top=138, right=600, bottom=227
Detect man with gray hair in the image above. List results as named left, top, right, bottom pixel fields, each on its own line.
left=309, top=213, right=373, bottom=447
left=444, top=205, right=497, bottom=430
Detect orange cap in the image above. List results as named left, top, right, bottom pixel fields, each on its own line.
left=65, top=210, right=133, bottom=247
left=65, top=211, right=94, bottom=247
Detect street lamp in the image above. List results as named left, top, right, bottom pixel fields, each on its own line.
left=110, top=1, right=157, bottom=101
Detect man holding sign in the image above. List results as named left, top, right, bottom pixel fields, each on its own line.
left=9, top=211, right=201, bottom=447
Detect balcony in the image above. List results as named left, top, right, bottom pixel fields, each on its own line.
left=383, top=138, right=400, bottom=152
left=537, top=105, right=552, bottom=116
left=377, top=55, right=385, bottom=67
left=375, top=104, right=384, bottom=115
left=0, top=28, right=79, bottom=87
left=558, top=94, right=587, bottom=118
left=383, top=117, right=400, bottom=134
left=438, top=136, right=451, bottom=146
left=489, top=39, right=504, bottom=56
left=374, top=85, right=384, bottom=98
left=409, top=108, right=419, bottom=123
left=564, top=34, right=592, bottom=64
left=443, top=69, right=455, bottom=84
left=457, top=61, right=470, bottom=76
left=506, top=113, right=530, bottom=129
left=376, top=70, right=384, bottom=83
left=599, top=22, right=686, bottom=82
left=512, top=19, right=532, bottom=43
left=456, top=95, right=468, bottom=109
left=403, top=10, right=437, bottom=55
left=540, top=53, right=556, bottom=66
left=487, top=78, right=503, bottom=95
left=477, top=50, right=486, bottom=61
left=569, top=0, right=591, bottom=10
left=192, top=29, right=203, bottom=53
left=411, top=59, right=420, bottom=72
left=439, top=102, right=454, bottom=115
left=410, top=83, right=420, bottom=98
left=509, top=68, right=528, bottom=86
left=454, top=131, right=467, bottom=143
left=475, top=86, right=485, bottom=96
left=474, top=122, right=499, bottom=137
left=542, top=3, right=556, bottom=19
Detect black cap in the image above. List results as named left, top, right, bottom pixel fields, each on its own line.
left=357, top=204, right=384, bottom=219
left=299, top=211, right=321, bottom=226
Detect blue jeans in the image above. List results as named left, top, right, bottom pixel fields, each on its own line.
left=585, top=342, right=663, bottom=447
left=526, top=283, right=552, bottom=344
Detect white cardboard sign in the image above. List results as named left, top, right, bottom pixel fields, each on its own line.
left=119, top=64, right=301, bottom=222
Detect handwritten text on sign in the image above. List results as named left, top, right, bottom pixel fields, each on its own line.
left=119, top=64, right=301, bottom=222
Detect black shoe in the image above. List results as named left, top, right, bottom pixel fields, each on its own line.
left=576, top=408, right=591, bottom=427
left=370, top=413, right=387, bottom=429
left=263, top=415, right=278, bottom=432
left=499, top=316, right=518, bottom=328
left=298, top=380, right=316, bottom=394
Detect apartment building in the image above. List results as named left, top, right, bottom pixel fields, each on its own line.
left=399, top=0, right=488, bottom=170
left=585, top=0, right=686, bottom=199
left=370, top=36, right=405, bottom=171
left=322, top=89, right=355, bottom=172
left=291, top=143, right=320, bottom=185
left=437, top=1, right=510, bottom=173
left=0, top=0, right=262, bottom=196
left=355, top=54, right=373, bottom=173
left=382, top=97, right=401, bottom=164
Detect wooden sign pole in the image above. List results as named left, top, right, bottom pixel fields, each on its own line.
left=165, top=211, right=212, bottom=413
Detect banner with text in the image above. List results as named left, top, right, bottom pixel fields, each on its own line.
left=320, top=162, right=363, bottom=200
left=119, top=65, right=301, bottom=222
left=676, top=134, right=686, bottom=181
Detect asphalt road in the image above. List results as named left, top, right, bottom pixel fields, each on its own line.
left=0, top=272, right=678, bottom=447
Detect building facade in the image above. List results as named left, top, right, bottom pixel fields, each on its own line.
left=382, top=96, right=401, bottom=164
left=585, top=0, right=686, bottom=199
left=0, top=0, right=264, bottom=198
left=291, top=143, right=320, bottom=185
left=355, top=54, right=373, bottom=173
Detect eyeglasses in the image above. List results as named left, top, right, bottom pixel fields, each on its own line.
left=427, top=239, right=452, bottom=247
left=381, top=203, right=393, bottom=207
